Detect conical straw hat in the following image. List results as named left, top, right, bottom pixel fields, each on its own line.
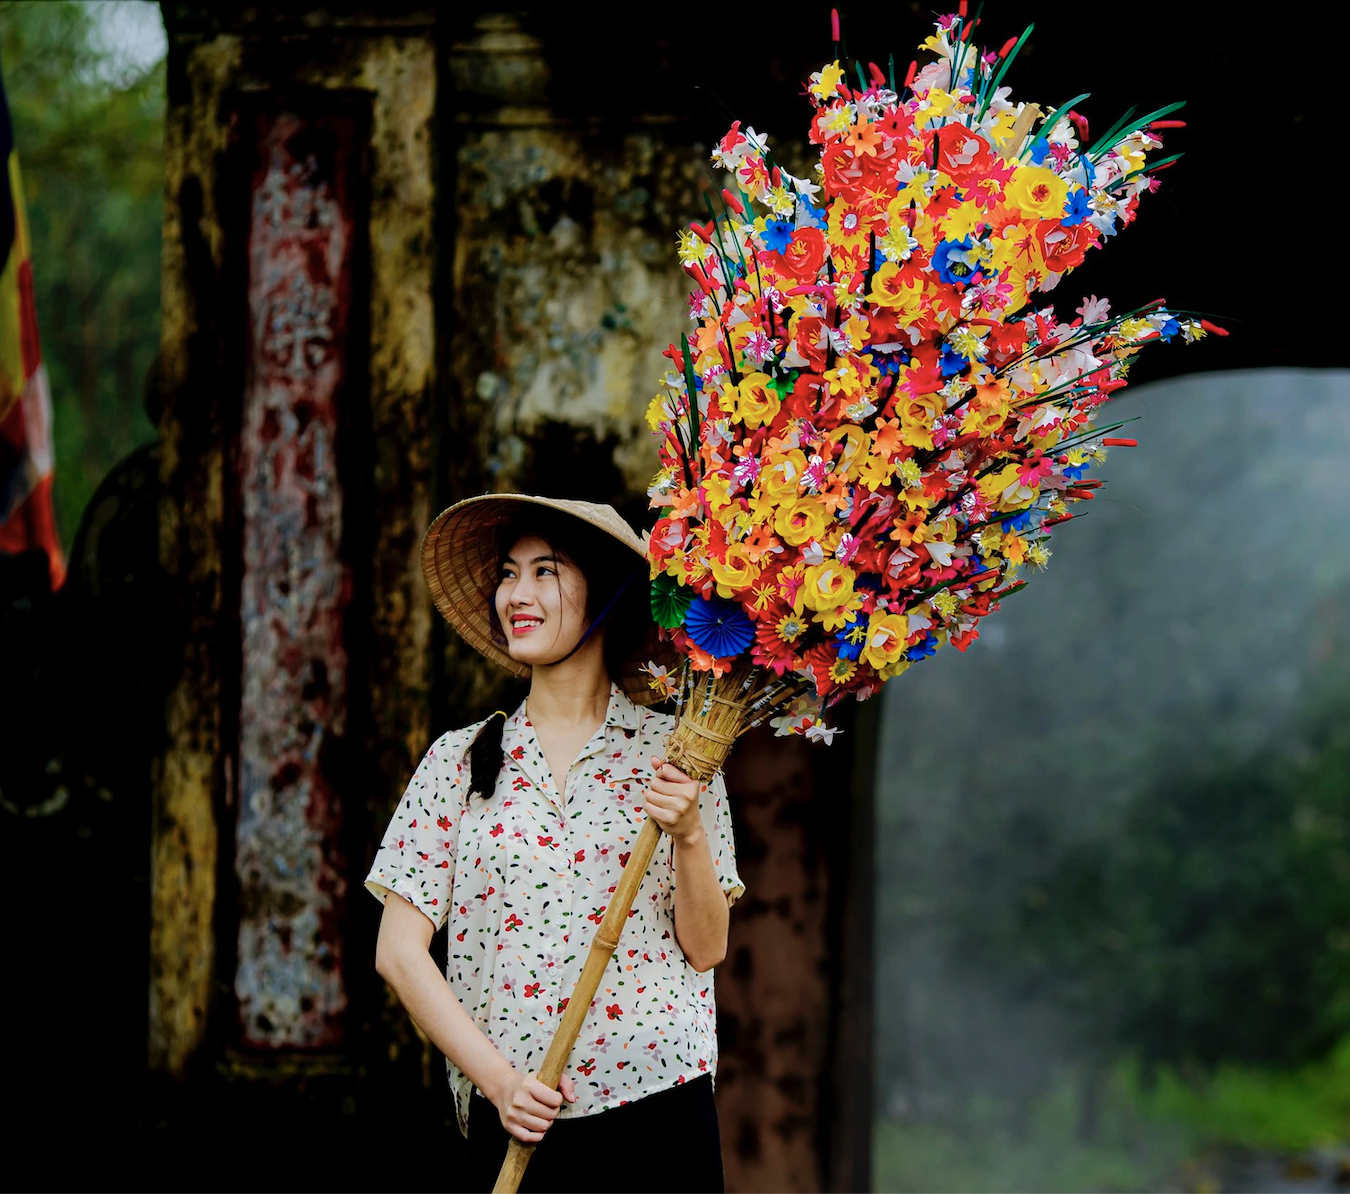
left=421, top=493, right=675, bottom=707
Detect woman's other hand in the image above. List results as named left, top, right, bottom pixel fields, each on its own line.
left=645, top=757, right=705, bottom=845
left=490, top=1069, right=578, bottom=1142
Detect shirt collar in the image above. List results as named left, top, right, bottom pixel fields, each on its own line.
left=499, top=681, right=642, bottom=807
left=603, top=681, right=642, bottom=733
left=502, top=680, right=640, bottom=742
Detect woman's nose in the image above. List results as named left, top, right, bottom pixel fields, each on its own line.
left=509, top=574, right=540, bottom=604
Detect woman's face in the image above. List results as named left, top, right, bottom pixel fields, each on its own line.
left=495, top=533, right=593, bottom=667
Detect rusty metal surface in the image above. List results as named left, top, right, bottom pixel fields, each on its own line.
left=234, top=111, right=355, bottom=1048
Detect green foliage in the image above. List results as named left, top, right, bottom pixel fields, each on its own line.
left=875, top=1062, right=1188, bottom=1193
left=1015, top=688, right=1350, bottom=1071
left=876, top=1040, right=1350, bottom=1191
left=0, top=0, right=162, bottom=541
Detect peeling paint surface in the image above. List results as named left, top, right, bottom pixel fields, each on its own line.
left=235, top=111, right=354, bottom=1049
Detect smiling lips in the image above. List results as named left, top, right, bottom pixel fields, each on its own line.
left=511, top=613, right=543, bottom=637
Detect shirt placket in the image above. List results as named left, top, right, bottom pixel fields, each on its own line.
left=531, top=718, right=614, bottom=1023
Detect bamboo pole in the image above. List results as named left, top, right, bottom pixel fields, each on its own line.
left=492, top=816, right=664, bottom=1193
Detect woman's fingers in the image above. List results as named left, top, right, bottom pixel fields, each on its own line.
left=648, top=777, right=697, bottom=800
left=643, top=792, right=684, bottom=821
left=652, top=757, right=695, bottom=783
left=559, top=1074, right=578, bottom=1103
left=524, top=1076, right=563, bottom=1109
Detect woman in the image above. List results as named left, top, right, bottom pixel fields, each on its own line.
left=366, top=494, right=744, bottom=1193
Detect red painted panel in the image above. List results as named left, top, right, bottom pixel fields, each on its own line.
left=235, top=111, right=357, bottom=1049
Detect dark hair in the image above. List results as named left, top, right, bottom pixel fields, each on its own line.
left=466, top=508, right=648, bottom=800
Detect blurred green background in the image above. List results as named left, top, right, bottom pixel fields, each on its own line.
left=5, top=2, right=1349, bottom=1191
left=1, top=0, right=161, bottom=542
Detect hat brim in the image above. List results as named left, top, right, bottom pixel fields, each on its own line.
left=421, top=493, right=676, bottom=707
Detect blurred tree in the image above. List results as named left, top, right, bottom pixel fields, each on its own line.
left=1015, top=680, right=1350, bottom=1077
left=0, top=0, right=162, bottom=541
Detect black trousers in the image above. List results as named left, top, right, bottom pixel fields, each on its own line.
left=466, top=1074, right=724, bottom=1194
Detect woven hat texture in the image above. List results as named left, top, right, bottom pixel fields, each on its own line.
left=421, top=493, right=673, bottom=707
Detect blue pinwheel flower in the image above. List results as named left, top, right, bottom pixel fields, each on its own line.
left=684, top=594, right=754, bottom=659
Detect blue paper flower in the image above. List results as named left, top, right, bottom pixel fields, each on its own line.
left=932, top=237, right=977, bottom=286
left=834, top=611, right=867, bottom=662
left=940, top=345, right=969, bottom=378
left=1001, top=508, right=1034, bottom=532
left=762, top=218, right=794, bottom=253
left=905, top=632, right=939, bottom=662
left=1063, top=462, right=1090, bottom=481
left=1061, top=188, right=1092, bottom=227
left=684, top=594, right=754, bottom=659
left=1028, top=136, right=1050, bottom=165
left=799, top=195, right=828, bottom=229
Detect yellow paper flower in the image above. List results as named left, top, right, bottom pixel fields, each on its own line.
left=799, top=561, right=856, bottom=612
left=828, top=657, right=858, bottom=685
left=959, top=379, right=1012, bottom=436
left=861, top=611, right=909, bottom=670
left=761, top=449, right=808, bottom=500
left=877, top=657, right=913, bottom=681
left=1005, top=165, right=1070, bottom=220
left=701, top=472, right=735, bottom=515
left=645, top=393, right=667, bottom=433
left=735, top=371, right=781, bottom=429
left=868, top=262, right=926, bottom=313
left=932, top=590, right=960, bottom=620
left=824, top=357, right=865, bottom=400
left=710, top=544, right=759, bottom=597
left=858, top=451, right=895, bottom=490
left=677, top=227, right=713, bottom=268
left=775, top=498, right=829, bottom=546
left=810, top=61, right=845, bottom=100
left=827, top=424, right=868, bottom=479
left=814, top=589, right=866, bottom=631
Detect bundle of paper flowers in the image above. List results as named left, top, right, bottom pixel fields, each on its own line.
left=643, top=10, right=1220, bottom=749
left=496, top=15, right=1220, bottom=1191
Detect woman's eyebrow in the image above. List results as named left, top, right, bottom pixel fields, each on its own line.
left=501, top=554, right=558, bottom=566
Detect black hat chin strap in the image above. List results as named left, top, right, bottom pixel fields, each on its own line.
left=552, top=565, right=643, bottom=666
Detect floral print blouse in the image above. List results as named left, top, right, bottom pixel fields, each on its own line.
left=365, top=681, right=745, bottom=1136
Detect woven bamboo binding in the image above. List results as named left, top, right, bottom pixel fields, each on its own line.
left=494, top=659, right=806, bottom=1192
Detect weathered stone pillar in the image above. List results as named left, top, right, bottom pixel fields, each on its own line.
left=154, top=4, right=437, bottom=1073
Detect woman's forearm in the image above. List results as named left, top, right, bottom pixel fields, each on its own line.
left=376, top=895, right=514, bottom=1101
left=672, top=826, right=730, bottom=971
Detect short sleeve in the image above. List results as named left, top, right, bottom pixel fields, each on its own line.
left=364, top=732, right=467, bottom=930
left=701, top=770, right=746, bottom=908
